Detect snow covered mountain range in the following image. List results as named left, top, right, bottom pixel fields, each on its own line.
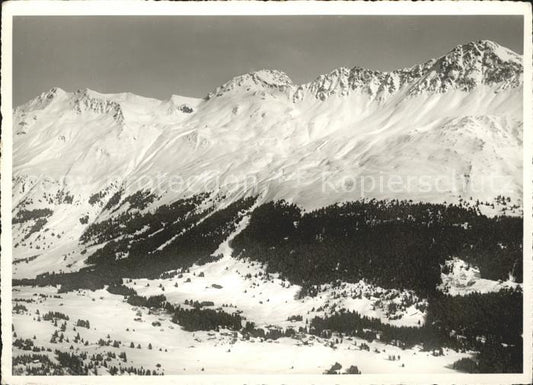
left=12, top=40, right=523, bottom=279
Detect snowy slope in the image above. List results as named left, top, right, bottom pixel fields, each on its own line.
left=12, top=40, right=523, bottom=278
left=438, top=258, right=521, bottom=296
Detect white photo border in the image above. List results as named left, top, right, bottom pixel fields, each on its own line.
left=1, top=1, right=532, bottom=384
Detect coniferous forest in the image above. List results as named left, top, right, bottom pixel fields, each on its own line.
left=231, top=199, right=522, bottom=294
left=13, top=198, right=524, bottom=373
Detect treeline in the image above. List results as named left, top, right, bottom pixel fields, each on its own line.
left=81, top=193, right=208, bottom=246
left=15, top=196, right=256, bottom=292
left=84, top=195, right=255, bottom=275
left=231, top=199, right=522, bottom=295
left=21, top=198, right=520, bottom=296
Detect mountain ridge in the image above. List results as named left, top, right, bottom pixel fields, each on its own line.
left=11, top=39, right=524, bottom=279
left=209, top=39, right=522, bottom=102
left=16, top=39, right=522, bottom=111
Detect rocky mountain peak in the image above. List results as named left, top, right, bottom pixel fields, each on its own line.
left=15, top=87, right=68, bottom=114
left=406, top=40, right=522, bottom=95
left=297, top=40, right=522, bottom=102
left=72, top=88, right=125, bottom=125
left=207, top=69, right=294, bottom=99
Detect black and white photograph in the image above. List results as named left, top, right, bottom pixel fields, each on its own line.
left=1, top=2, right=532, bottom=384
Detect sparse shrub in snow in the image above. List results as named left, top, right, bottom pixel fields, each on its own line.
left=13, top=338, right=34, bottom=351
left=13, top=303, right=28, bottom=314
left=324, top=362, right=342, bottom=374
left=42, top=311, right=69, bottom=321
left=359, top=343, right=370, bottom=351
left=345, top=365, right=361, bottom=374
left=76, top=319, right=90, bottom=329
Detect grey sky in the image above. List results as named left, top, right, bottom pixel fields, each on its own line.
left=13, top=15, right=523, bottom=106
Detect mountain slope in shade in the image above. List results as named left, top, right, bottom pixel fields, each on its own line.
left=12, top=40, right=523, bottom=279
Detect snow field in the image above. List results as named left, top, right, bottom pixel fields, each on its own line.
left=12, top=285, right=469, bottom=374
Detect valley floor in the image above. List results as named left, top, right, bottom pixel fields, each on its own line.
left=12, top=258, right=470, bottom=375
